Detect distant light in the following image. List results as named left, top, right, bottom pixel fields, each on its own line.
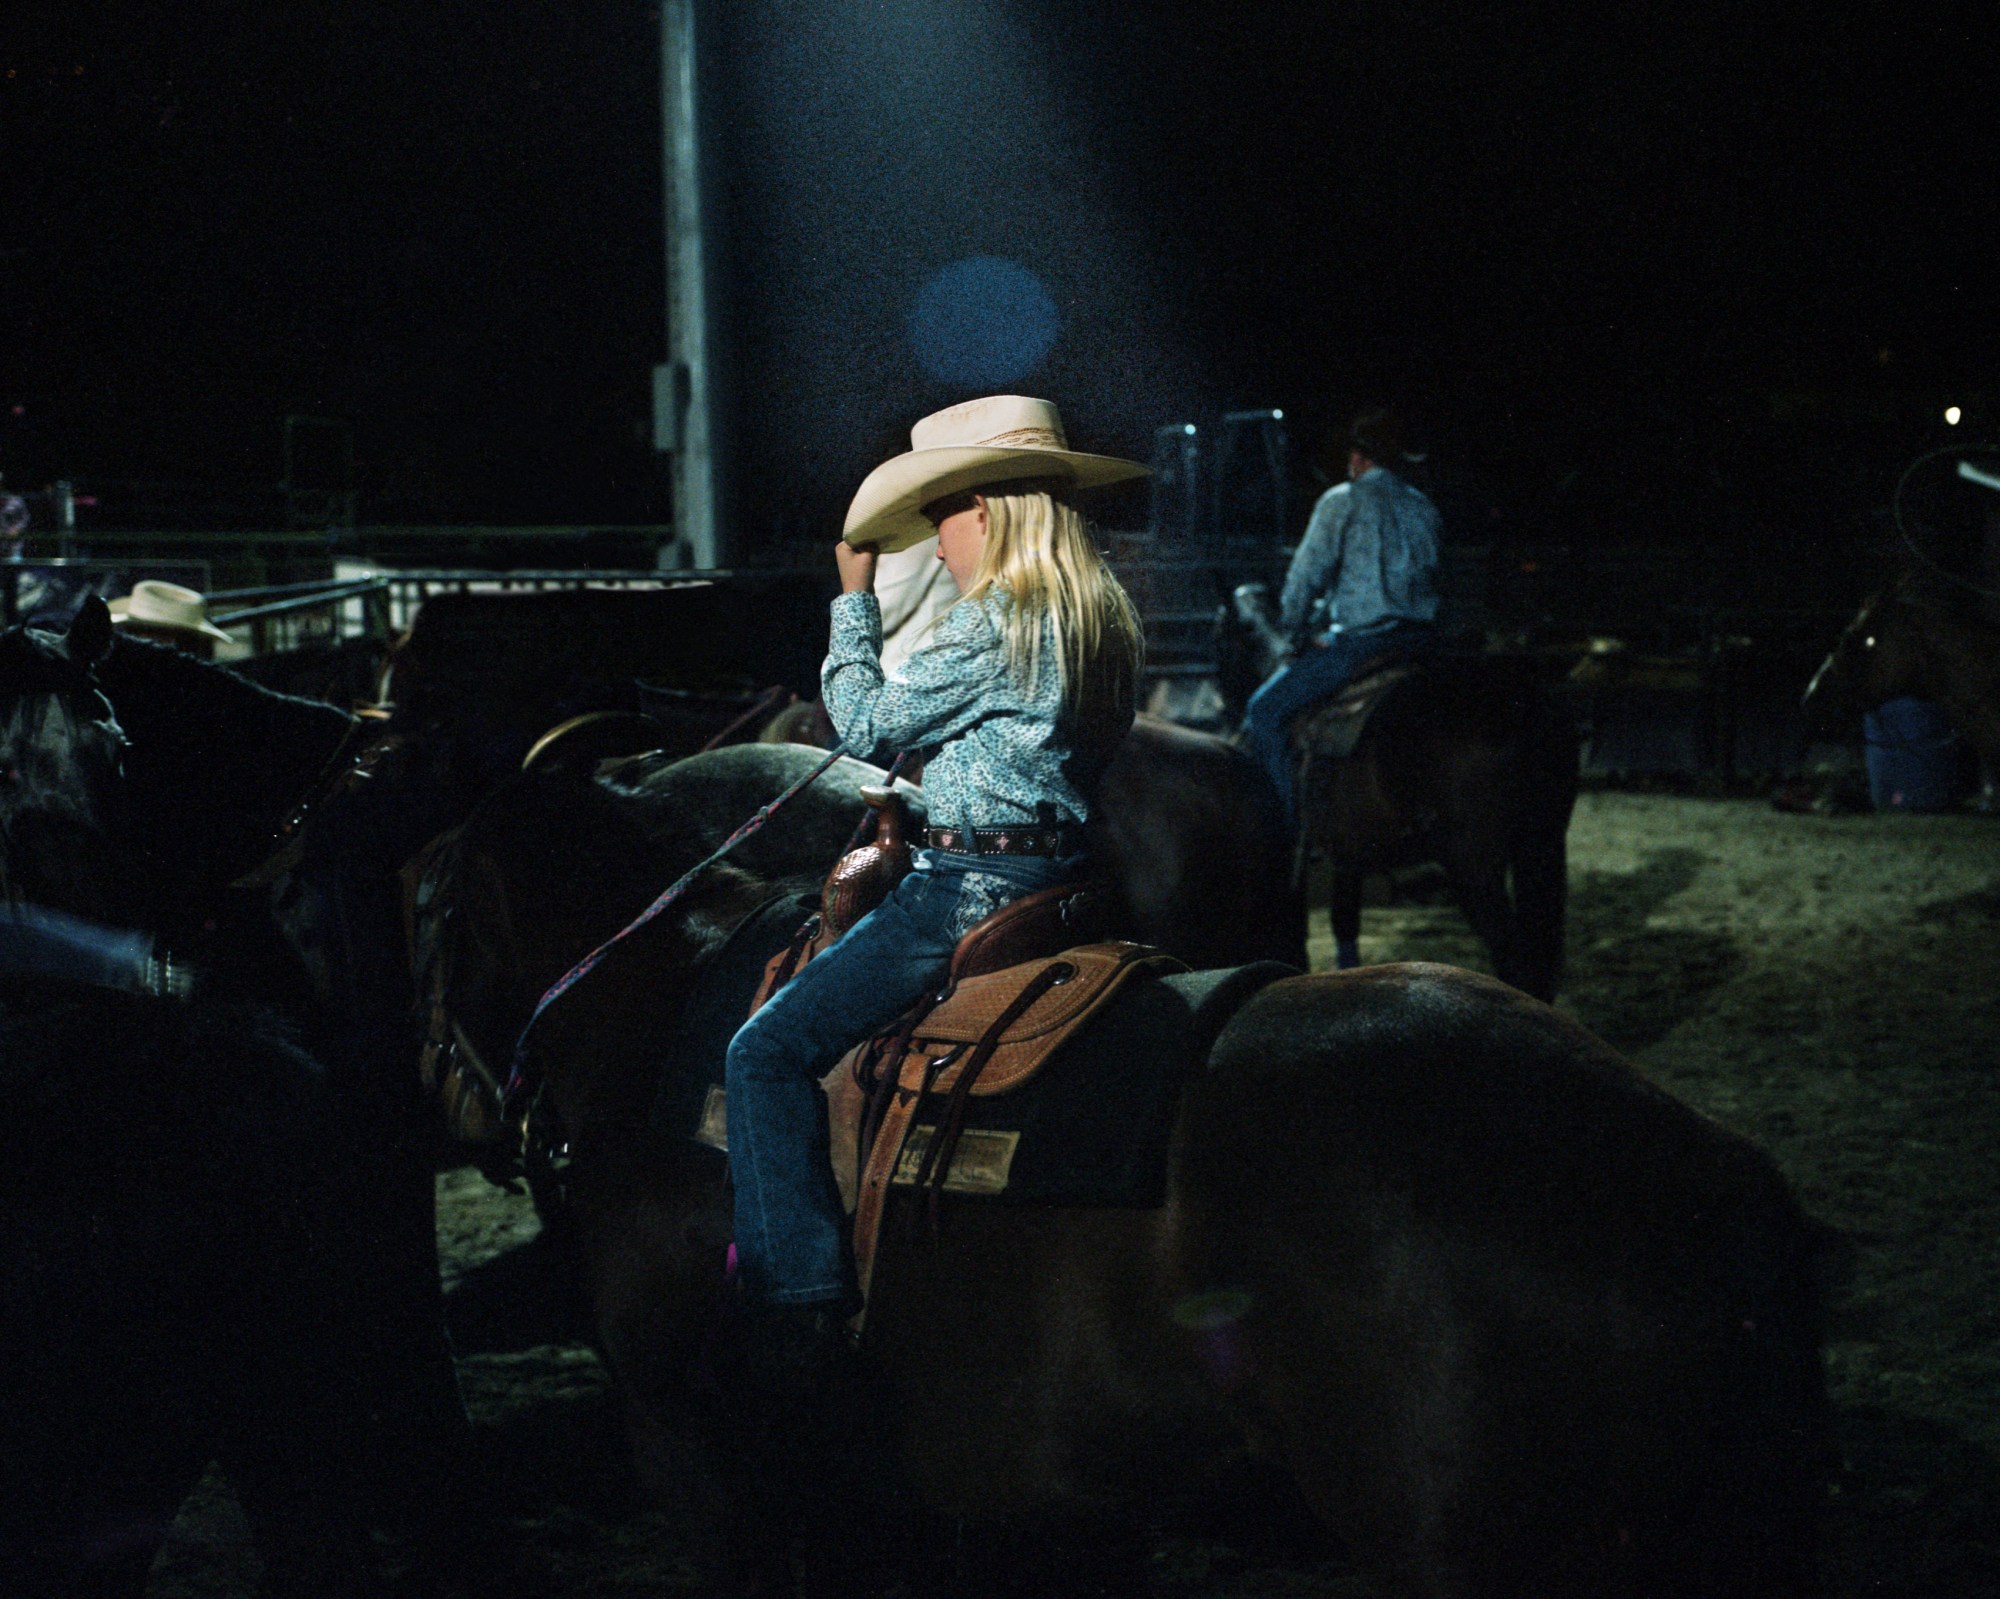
left=1183, top=423, right=1195, bottom=435
left=1945, top=406, right=1962, bottom=425
left=1271, top=409, right=1284, bottom=420
left=906, top=257, right=1059, bottom=387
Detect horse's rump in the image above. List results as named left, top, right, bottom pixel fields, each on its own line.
left=1188, top=963, right=1822, bottom=1293
left=1175, top=962, right=1830, bottom=1589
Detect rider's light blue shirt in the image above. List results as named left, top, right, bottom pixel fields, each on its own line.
left=1279, top=466, right=1441, bottom=641
left=821, top=587, right=1130, bottom=833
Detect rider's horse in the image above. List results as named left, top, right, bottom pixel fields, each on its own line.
left=1803, top=581, right=2000, bottom=776
left=424, top=739, right=1832, bottom=1598
left=1217, top=584, right=1578, bottom=1000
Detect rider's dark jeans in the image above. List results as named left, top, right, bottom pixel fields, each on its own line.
left=0, top=901, right=157, bottom=995
left=1243, top=621, right=1437, bottom=826
left=724, top=847, right=1085, bottom=1308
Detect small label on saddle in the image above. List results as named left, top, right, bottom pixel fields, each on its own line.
left=695, top=1084, right=729, bottom=1153
left=891, top=1125, right=1020, bottom=1194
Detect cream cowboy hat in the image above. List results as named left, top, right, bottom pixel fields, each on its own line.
left=107, top=580, right=234, bottom=643
left=842, top=395, right=1149, bottom=553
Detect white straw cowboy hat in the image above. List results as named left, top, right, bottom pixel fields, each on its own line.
left=843, top=395, right=1149, bottom=553
left=107, top=580, right=234, bottom=643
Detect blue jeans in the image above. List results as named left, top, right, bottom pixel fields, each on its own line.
left=724, top=847, right=1086, bottom=1307
left=0, top=902, right=157, bottom=995
left=1242, top=622, right=1436, bottom=826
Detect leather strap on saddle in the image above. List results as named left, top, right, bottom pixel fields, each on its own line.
left=846, top=938, right=1183, bottom=1322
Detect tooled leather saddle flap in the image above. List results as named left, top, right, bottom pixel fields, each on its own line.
left=872, top=940, right=1182, bottom=1098
left=845, top=937, right=1183, bottom=1327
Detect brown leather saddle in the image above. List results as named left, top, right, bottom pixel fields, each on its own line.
left=740, top=785, right=1181, bottom=1321
left=1289, top=656, right=1424, bottom=762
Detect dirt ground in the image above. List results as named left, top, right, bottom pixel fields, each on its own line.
left=147, top=789, right=2000, bottom=1596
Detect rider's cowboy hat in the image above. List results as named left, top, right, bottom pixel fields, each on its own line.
left=843, top=395, right=1148, bottom=553
left=107, top=580, right=234, bottom=644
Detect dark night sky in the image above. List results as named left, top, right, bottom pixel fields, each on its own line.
left=2, top=0, right=1993, bottom=545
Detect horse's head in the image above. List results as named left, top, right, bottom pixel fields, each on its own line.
left=1802, top=589, right=1920, bottom=732
left=1212, top=580, right=1289, bottom=724
left=0, top=597, right=131, bottom=914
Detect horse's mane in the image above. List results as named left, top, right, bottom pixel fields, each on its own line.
left=95, top=635, right=356, bottom=831
left=83, top=635, right=356, bottom=907
left=596, top=742, right=922, bottom=877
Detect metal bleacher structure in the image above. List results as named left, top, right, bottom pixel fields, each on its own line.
left=2, top=437, right=1870, bottom=779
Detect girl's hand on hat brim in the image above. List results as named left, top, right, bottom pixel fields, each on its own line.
left=835, top=538, right=878, bottom=595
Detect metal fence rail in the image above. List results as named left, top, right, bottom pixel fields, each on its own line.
left=201, top=568, right=758, bottom=654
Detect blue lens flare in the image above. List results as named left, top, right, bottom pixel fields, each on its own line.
left=906, top=257, right=1061, bottom=387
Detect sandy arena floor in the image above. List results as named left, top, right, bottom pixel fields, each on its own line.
left=149, top=790, right=2000, bottom=1596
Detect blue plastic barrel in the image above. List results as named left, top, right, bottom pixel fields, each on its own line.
left=1864, top=697, right=1969, bottom=812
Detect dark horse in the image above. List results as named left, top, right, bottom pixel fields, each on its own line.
left=1803, top=580, right=2000, bottom=776
left=424, top=739, right=1832, bottom=1597
left=1217, top=583, right=1579, bottom=1000
left=0, top=601, right=489, bottom=1595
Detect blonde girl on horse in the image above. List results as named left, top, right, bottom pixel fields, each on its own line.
left=722, top=394, right=1146, bottom=1391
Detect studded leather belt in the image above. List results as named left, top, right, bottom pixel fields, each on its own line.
left=925, top=825, right=1082, bottom=858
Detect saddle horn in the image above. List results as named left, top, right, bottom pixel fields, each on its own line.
left=821, top=784, right=915, bottom=941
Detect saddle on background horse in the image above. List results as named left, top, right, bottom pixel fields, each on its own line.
left=1288, top=656, right=1425, bottom=763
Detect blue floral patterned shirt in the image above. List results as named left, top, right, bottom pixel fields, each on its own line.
left=1280, top=466, right=1441, bottom=641
left=821, top=587, right=1130, bottom=834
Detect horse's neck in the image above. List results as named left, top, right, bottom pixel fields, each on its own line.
left=98, top=644, right=356, bottom=882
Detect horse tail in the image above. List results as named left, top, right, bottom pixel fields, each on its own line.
left=1507, top=687, right=1580, bottom=1002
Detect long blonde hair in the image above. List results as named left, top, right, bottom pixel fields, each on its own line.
left=955, top=480, right=1144, bottom=721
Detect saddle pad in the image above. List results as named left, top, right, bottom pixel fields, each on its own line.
left=650, top=890, right=817, bottom=1140
left=1291, top=661, right=1421, bottom=761
left=873, top=960, right=1297, bottom=1209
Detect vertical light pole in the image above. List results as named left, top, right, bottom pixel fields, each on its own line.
left=657, top=0, right=726, bottom=568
